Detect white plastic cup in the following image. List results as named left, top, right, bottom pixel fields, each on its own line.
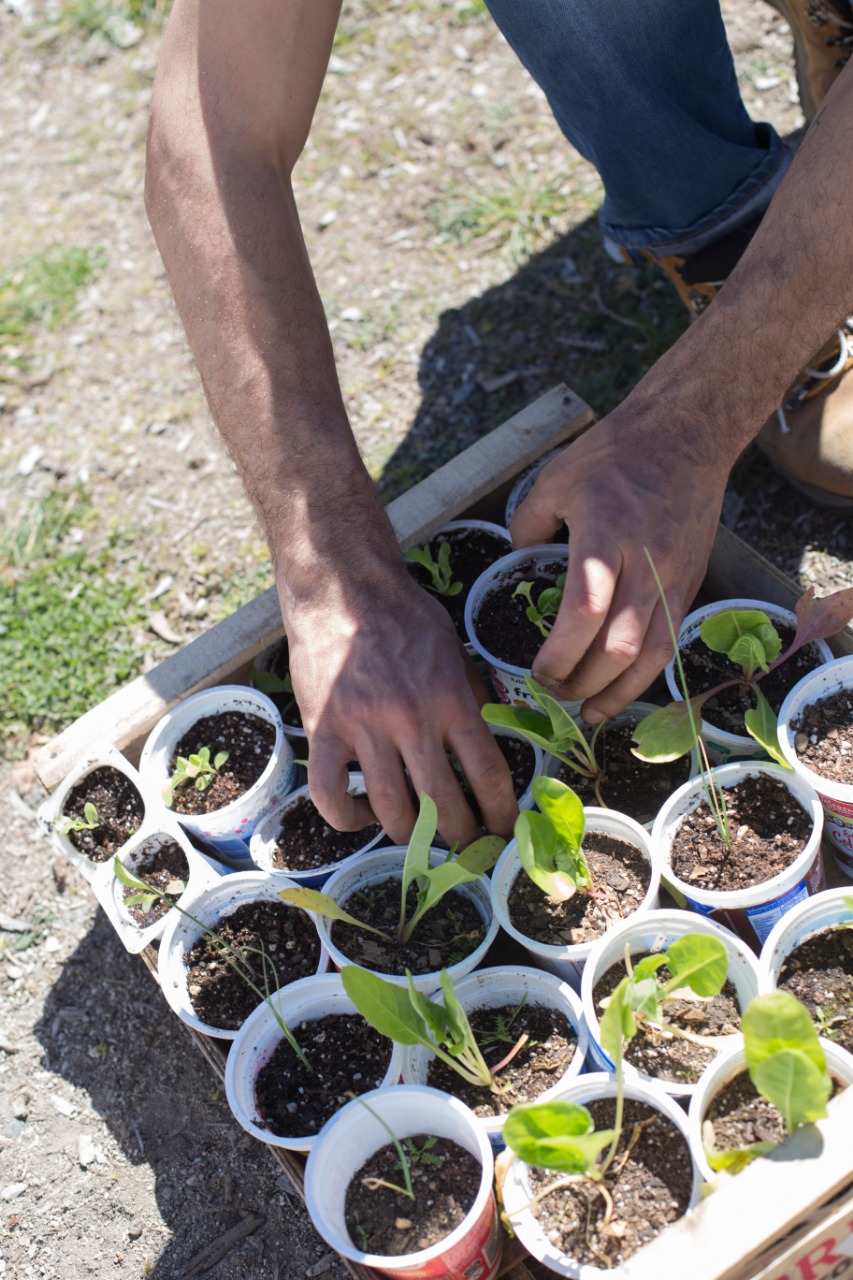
left=500, top=1072, right=702, bottom=1279
left=464, top=544, right=582, bottom=717
left=504, top=449, right=563, bottom=528
left=157, top=870, right=328, bottom=1039
left=652, top=762, right=826, bottom=953
left=224, top=972, right=404, bottom=1153
left=687, top=1034, right=853, bottom=1183
left=580, top=908, right=761, bottom=1100
left=138, top=685, right=296, bottom=866
left=776, top=655, right=853, bottom=878
left=304, top=1084, right=502, bottom=1280
left=107, top=823, right=219, bottom=955
left=249, top=771, right=385, bottom=889
left=399, top=965, right=588, bottom=1149
left=757, top=886, right=853, bottom=993
left=316, top=847, right=498, bottom=994
left=490, top=809, right=661, bottom=991
left=665, top=599, right=832, bottom=765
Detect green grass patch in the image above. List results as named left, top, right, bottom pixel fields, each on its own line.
left=0, top=246, right=106, bottom=355
left=425, top=171, right=578, bottom=264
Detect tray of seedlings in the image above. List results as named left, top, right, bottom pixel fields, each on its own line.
left=34, top=384, right=853, bottom=1280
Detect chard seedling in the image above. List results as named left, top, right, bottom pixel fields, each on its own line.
left=703, top=990, right=832, bottom=1175
left=513, top=573, right=566, bottom=638
left=279, top=792, right=504, bottom=947
left=113, top=857, right=309, bottom=1067
left=164, top=745, right=229, bottom=806
left=482, top=675, right=605, bottom=806
left=514, top=776, right=592, bottom=903
left=341, top=965, right=529, bottom=1094
left=55, top=801, right=100, bottom=836
left=404, top=541, right=462, bottom=598
left=633, top=586, right=853, bottom=767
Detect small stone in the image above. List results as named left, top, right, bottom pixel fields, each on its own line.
left=127, top=1226, right=142, bottom=1241
left=395, top=1218, right=412, bottom=1231
left=794, top=732, right=809, bottom=754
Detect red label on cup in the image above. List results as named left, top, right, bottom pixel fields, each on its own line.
left=376, top=1193, right=503, bottom=1280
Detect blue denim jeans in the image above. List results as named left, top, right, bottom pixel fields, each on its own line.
left=483, top=0, right=793, bottom=261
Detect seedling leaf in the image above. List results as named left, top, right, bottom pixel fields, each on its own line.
left=278, top=886, right=391, bottom=941
left=503, top=1100, right=617, bottom=1176
left=744, top=687, right=791, bottom=768
left=631, top=699, right=702, bottom=762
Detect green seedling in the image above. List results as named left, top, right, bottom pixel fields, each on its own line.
left=279, top=792, right=504, bottom=947
left=348, top=1094, right=415, bottom=1200
left=341, top=966, right=529, bottom=1094
left=404, top=541, right=463, bottom=598
left=251, top=664, right=298, bottom=719
left=514, top=776, right=592, bottom=903
left=55, top=801, right=100, bottom=836
left=513, top=573, right=566, bottom=638
left=113, top=856, right=309, bottom=1067
left=120, top=864, right=186, bottom=916
left=164, top=745, right=229, bottom=806
left=703, top=990, right=832, bottom=1175
left=482, top=676, right=605, bottom=806
left=402, top=1135, right=442, bottom=1168
left=633, top=586, right=853, bottom=768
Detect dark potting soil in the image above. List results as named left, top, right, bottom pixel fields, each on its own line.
left=425, top=1002, right=577, bottom=1115
left=184, top=900, right=321, bottom=1030
left=121, top=836, right=189, bottom=926
left=668, top=773, right=813, bottom=893
left=255, top=636, right=304, bottom=730
left=507, top=832, right=651, bottom=947
left=61, top=766, right=145, bottom=862
left=332, top=877, right=485, bottom=976
left=269, top=793, right=381, bottom=873
left=527, top=1096, right=693, bottom=1268
left=168, top=711, right=276, bottom=815
left=473, top=554, right=566, bottom=669
left=704, top=1069, right=845, bottom=1158
left=555, top=719, right=692, bottom=827
left=254, top=1013, right=391, bottom=1138
left=345, top=1134, right=481, bottom=1256
left=406, top=525, right=511, bottom=640
left=790, top=689, right=853, bottom=785
left=680, top=624, right=824, bottom=737
left=777, top=926, right=853, bottom=1055
left=462, top=735, right=536, bottom=826
left=592, top=960, right=741, bottom=1084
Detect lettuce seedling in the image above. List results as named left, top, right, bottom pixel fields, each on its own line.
left=482, top=676, right=605, bottom=807
left=514, top=776, right=591, bottom=903
left=404, top=541, right=463, bottom=598
left=279, top=792, right=504, bottom=947
left=55, top=801, right=100, bottom=837
left=703, top=990, right=832, bottom=1175
left=633, top=587, right=853, bottom=768
left=164, top=745, right=229, bottom=806
left=513, top=573, right=566, bottom=638
left=341, top=966, right=528, bottom=1093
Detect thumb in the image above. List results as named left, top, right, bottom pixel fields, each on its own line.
left=509, top=480, right=565, bottom=548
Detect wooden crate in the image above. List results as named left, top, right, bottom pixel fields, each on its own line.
left=32, top=385, right=853, bottom=1280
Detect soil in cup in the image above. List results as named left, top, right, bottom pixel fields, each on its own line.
left=473, top=556, right=565, bottom=668
left=406, top=525, right=511, bottom=641
left=425, top=1002, right=577, bottom=1115
left=184, top=900, right=321, bottom=1029
left=526, top=1096, right=694, bottom=1267
left=332, top=878, right=485, bottom=976
left=554, top=719, right=692, bottom=826
left=668, top=773, right=813, bottom=892
left=790, top=689, right=853, bottom=784
left=777, top=927, right=853, bottom=1055
left=704, top=1069, right=845, bottom=1155
left=269, top=793, right=381, bottom=873
left=345, top=1133, right=481, bottom=1255
left=121, top=836, right=189, bottom=926
left=60, top=766, right=145, bottom=862
left=507, top=832, right=650, bottom=946
left=255, top=1013, right=392, bottom=1137
left=168, top=711, right=276, bottom=815
left=592, top=959, right=741, bottom=1084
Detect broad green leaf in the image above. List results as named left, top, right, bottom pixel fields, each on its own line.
left=752, top=1049, right=830, bottom=1131
left=503, top=1101, right=616, bottom=1176
left=526, top=678, right=594, bottom=761
left=214, top=750, right=229, bottom=770
left=454, top=835, right=506, bottom=876
left=405, top=971, right=453, bottom=1044
left=743, top=990, right=827, bottom=1075
left=744, top=687, right=791, bottom=768
left=531, top=776, right=585, bottom=848
left=278, top=886, right=389, bottom=940
left=631, top=955, right=668, bottom=982
left=404, top=859, right=481, bottom=936
left=599, top=975, right=637, bottom=1067
left=664, top=934, right=728, bottom=997
left=400, top=793, right=439, bottom=920
left=83, top=802, right=99, bottom=826
left=631, top=699, right=701, bottom=762
left=629, top=975, right=663, bottom=1022
left=481, top=702, right=557, bottom=755
left=113, top=856, right=150, bottom=893
left=251, top=665, right=292, bottom=695
left=700, top=609, right=781, bottom=675
left=705, top=1141, right=775, bottom=1173
left=727, top=634, right=773, bottom=679
left=341, top=967, right=431, bottom=1046
left=515, top=810, right=578, bottom=902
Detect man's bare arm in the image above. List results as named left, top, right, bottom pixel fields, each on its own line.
left=145, top=0, right=518, bottom=844
left=513, top=62, right=853, bottom=721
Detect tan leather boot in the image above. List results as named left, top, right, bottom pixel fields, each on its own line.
left=765, top=0, right=853, bottom=122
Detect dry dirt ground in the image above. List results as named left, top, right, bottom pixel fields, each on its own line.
left=2, top=2, right=852, bottom=1279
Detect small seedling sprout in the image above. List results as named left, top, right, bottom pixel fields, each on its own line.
left=514, top=776, right=592, bottom=902
left=513, top=573, right=566, bottom=639
left=251, top=664, right=298, bottom=718
left=348, top=1094, right=415, bottom=1200
left=403, top=541, right=463, bottom=598
left=55, top=801, right=100, bottom=836
left=164, top=745, right=229, bottom=806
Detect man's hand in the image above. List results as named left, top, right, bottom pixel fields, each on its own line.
left=281, top=557, right=520, bottom=848
left=509, top=396, right=731, bottom=723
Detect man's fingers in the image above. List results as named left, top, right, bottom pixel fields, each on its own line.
left=574, top=600, right=678, bottom=721
left=532, top=542, right=622, bottom=690
left=308, top=734, right=383, bottom=833
left=405, top=744, right=483, bottom=851
left=446, top=723, right=519, bottom=841
left=509, top=480, right=564, bottom=548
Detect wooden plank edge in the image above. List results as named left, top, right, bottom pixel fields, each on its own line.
left=32, top=384, right=592, bottom=794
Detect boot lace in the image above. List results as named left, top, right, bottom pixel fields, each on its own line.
left=775, top=318, right=853, bottom=432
